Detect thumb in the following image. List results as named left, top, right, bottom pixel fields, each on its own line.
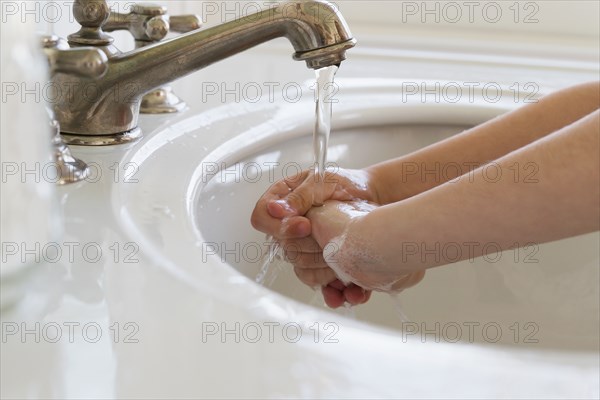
left=269, top=180, right=317, bottom=218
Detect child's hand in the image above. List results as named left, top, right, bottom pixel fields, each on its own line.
left=307, top=200, right=426, bottom=292
left=251, top=168, right=381, bottom=307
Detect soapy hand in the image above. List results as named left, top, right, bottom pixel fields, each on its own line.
left=251, top=168, right=380, bottom=308
left=307, top=200, right=426, bottom=292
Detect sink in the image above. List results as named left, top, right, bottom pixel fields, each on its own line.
left=115, top=80, right=599, bottom=351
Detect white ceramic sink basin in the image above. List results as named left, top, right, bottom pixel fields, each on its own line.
left=116, top=81, right=599, bottom=352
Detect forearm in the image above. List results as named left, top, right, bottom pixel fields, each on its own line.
left=360, top=110, right=600, bottom=273
left=367, top=81, right=600, bottom=204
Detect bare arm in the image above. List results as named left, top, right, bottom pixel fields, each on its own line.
left=368, top=81, right=600, bottom=204
left=311, top=109, right=600, bottom=289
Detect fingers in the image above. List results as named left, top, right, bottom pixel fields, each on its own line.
left=293, top=266, right=337, bottom=288
left=278, top=169, right=352, bottom=216
left=283, top=169, right=310, bottom=191
left=251, top=209, right=311, bottom=239
left=281, top=237, right=322, bottom=255
left=278, top=178, right=316, bottom=216
left=251, top=179, right=313, bottom=239
left=286, top=240, right=337, bottom=287
left=287, top=247, right=373, bottom=306
left=280, top=216, right=311, bottom=238
left=321, top=280, right=372, bottom=308
left=258, top=170, right=313, bottom=217
left=322, top=284, right=346, bottom=308
left=266, top=179, right=301, bottom=218
left=251, top=172, right=321, bottom=238
left=343, top=284, right=371, bottom=305
left=251, top=180, right=293, bottom=232
left=287, top=251, right=327, bottom=270
left=253, top=169, right=365, bottom=239
left=287, top=243, right=376, bottom=308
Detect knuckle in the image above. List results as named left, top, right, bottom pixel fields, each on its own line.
left=281, top=240, right=302, bottom=254
left=303, top=271, right=319, bottom=287
left=324, top=169, right=340, bottom=183
left=287, top=191, right=310, bottom=209
left=294, top=254, right=312, bottom=269
left=285, top=169, right=308, bottom=186
left=294, top=267, right=318, bottom=287
left=283, top=249, right=300, bottom=263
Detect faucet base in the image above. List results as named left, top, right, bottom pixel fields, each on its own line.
left=141, top=87, right=187, bottom=114
left=61, top=127, right=142, bottom=146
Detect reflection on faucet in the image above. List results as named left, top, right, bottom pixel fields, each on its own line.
left=49, top=117, right=89, bottom=185
left=51, top=0, right=356, bottom=145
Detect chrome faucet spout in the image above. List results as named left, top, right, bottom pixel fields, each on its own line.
left=53, top=0, right=356, bottom=144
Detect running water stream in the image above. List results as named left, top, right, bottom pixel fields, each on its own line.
left=311, top=65, right=338, bottom=206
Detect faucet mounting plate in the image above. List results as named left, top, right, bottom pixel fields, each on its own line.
left=61, top=127, right=142, bottom=146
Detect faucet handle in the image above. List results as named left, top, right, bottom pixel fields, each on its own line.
left=41, top=35, right=108, bottom=78
left=168, top=15, right=202, bottom=34
left=68, top=0, right=113, bottom=46
left=104, top=3, right=169, bottom=42
left=103, top=3, right=201, bottom=43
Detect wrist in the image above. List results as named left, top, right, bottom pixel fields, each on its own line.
left=364, top=164, right=397, bottom=205
left=358, top=202, right=427, bottom=275
left=367, top=162, right=420, bottom=204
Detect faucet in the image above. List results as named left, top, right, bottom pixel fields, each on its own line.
left=54, top=0, right=356, bottom=146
